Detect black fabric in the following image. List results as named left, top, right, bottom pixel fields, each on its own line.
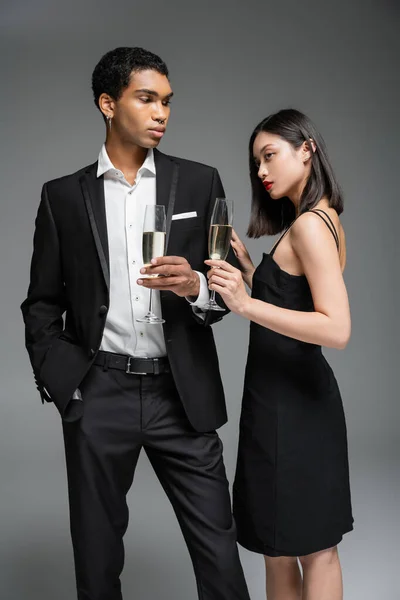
left=233, top=252, right=354, bottom=557
left=165, top=162, right=180, bottom=252
left=63, top=366, right=250, bottom=600
left=81, top=173, right=110, bottom=291
left=21, top=150, right=232, bottom=431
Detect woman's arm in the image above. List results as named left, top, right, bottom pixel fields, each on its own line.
left=206, top=213, right=351, bottom=350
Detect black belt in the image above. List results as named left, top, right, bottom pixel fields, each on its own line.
left=94, top=351, right=170, bottom=375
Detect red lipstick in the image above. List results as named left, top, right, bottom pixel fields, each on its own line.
left=263, top=181, right=273, bottom=192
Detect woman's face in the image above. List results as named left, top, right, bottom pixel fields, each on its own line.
left=253, top=131, right=311, bottom=202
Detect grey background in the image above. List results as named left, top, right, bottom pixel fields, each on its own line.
left=0, top=0, right=398, bottom=598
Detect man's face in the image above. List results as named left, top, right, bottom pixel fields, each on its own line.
left=108, top=69, right=173, bottom=148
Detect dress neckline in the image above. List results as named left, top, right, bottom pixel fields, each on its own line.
left=263, top=252, right=307, bottom=280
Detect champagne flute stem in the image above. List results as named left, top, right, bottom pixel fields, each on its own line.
left=149, top=288, right=153, bottom=315
left=210, top=290, right=217, bottom=304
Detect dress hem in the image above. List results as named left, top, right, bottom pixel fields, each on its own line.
left=237, top=522, right=354, bottom=557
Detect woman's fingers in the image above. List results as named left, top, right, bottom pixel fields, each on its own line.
left=231, top=228, right=245, bottom=247
left=231, top=230, right=250, bottom=261
left=208, top=277, right=228, bottom=288
left=209, top=267, right=235, bottom=280
left=209, top=281, right=229, bottom=294
left=230, top=245, right=239, bottom=258
left=205, top=259, right=237, bottom=272
left=230, top=240, right=242, bottom=258
left=231, top=228, right=241, bottom=242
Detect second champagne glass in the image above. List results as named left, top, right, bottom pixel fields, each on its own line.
left=204, top=197, right=234, bottom=311
left=136, top=204, right=166, bottom=324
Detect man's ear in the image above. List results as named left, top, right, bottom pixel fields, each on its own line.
left=99, top=93, right=115, bottom=120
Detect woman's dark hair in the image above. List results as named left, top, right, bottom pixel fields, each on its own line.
left=91, top=46, right=169, bottom=118
left=247, top=109, right=343, bottom=238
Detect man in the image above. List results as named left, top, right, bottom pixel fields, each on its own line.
left=21, top=47, right=250, bottom=600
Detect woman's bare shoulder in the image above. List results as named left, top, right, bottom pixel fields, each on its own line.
left=290, top=205, right=347, bottom=270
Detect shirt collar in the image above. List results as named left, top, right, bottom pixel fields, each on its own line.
left=96, top=144, right=156, bottom=178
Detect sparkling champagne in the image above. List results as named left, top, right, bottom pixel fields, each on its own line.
left=208, top=224, right=232, bottom=260
left=142, top=231, right=166, bottom=269
left=137, top=204, right=167, bottom=324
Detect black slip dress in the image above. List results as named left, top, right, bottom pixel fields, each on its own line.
left=233, top=209, right=354, bottom=557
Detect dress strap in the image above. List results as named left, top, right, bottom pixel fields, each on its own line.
left=308, top=209, right=340, bottom=250
left=269, top=209, right=340, bottom=256
left=269, top=225, right=292, bottom=257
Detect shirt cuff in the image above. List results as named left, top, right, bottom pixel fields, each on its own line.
left=186, top=271, right=210, bottom=311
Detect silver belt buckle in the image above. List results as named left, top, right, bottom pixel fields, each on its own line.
left=126, top=357, right=147, bottom=375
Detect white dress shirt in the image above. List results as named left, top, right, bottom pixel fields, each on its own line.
left=97, top=145, right=209, bottom=358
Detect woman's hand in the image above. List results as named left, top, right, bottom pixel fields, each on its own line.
left=230, top=229, right=255, bottom=288
left=205, top=259, right=251, bottom=315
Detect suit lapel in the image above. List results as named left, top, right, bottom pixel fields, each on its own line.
left=154, top=149, right=180, bottom=253
left=78, top=151, right=178, bottom=294
left=154, top=149, right=172, bottom=211
left=79, top=163, right=110, bottom=291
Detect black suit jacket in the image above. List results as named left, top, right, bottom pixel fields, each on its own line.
left=21, top=149, right=233, bottom=432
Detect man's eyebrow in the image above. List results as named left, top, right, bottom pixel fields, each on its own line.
left=135, top=88, right=174, bottom=99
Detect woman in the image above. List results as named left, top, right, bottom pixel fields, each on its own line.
left=205, top=109, right=353, bottom=600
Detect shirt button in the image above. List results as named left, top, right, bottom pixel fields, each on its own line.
left=132, top=260, right=136, bottom=265
left=139, top=332, right=144, bottom=337
left=99, top=305, right=108, bottom=316
left=135, top=296, right=140, bottom=301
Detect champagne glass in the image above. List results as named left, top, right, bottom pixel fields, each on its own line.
left=204, top=197, right=233, bottom=311
left=137, top=204, right=166, bottom=324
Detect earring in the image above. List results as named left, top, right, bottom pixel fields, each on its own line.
left=107, top=115, right=112, bottom=131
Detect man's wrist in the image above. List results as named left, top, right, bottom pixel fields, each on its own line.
left=186, top=271, right=210, bottom=309
left=186, top=271, right=200, bottom=301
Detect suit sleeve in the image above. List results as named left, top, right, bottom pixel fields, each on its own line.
left=20, top=183, right=66, bottom=401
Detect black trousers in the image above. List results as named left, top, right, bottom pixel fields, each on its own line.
left=62, top=362, right=250, bottom=600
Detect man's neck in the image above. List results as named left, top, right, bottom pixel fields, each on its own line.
left=105, top=138, right=149, bottom=185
